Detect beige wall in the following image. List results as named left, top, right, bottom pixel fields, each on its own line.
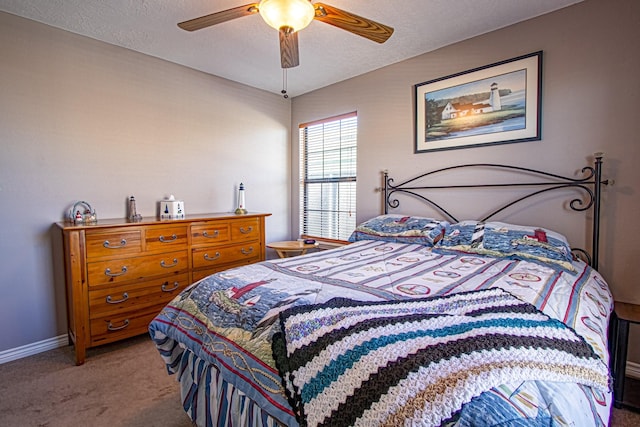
left=292, top=0, right=640, bottom=363
left=0, top=12, right=291, bottom=352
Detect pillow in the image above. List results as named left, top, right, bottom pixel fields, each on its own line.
left=439, top=220, right=484, bottom=247
left=348, top=214, right=449, bottom=246
left=439, top=220, right=576, bottom=271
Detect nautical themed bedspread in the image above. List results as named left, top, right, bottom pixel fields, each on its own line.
left=149, top=239, right=613, bottom=427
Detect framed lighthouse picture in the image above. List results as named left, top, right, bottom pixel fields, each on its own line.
left=414, top=51, right=542, bottom=153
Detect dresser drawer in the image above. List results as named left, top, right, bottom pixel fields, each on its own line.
left=192, top=222, right=230, bottom=246
left=192, top=268, right=217, bottom=283
left=87, top=250, right=188, bottom=287
left=89, top=304, right=165, bottom=346
left=145, top=225, right=188, bottom=252
left=86, top=229, right=143, bottom=259
left=230, top=218, right=260, bottom=241
left=192, top=242, right=260, bottom=270
left=88, top=273, right=189, bottom=318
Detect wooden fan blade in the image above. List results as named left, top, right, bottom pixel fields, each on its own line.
left=178, top=3, right=259, bottom=31
left=279, top=28, right=300, bottom=68
left=313, top=3, right=393, bottom=43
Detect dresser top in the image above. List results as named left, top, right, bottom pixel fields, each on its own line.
left=56, top=212, right=271, bottom=231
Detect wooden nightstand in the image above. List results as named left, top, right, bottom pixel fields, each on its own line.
left=267, top=240, right=319, bottom=258
left=610, top=301, right=640, bottom=409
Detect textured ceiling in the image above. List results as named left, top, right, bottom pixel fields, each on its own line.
left=0, top=0, right=582, bottom=97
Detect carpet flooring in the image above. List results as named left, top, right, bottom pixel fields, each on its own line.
left=0, top=334, right=639, bottom=426
left=0, top=335, right=192, bottom=427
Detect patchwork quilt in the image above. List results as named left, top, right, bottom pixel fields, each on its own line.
left=149, top=240, right=613, bottom=427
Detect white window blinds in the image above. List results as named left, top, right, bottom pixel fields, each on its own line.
left=299, top=113, right=357, bottom=241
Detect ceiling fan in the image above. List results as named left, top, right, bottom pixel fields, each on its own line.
left=178, top=0, right=394, bottom=69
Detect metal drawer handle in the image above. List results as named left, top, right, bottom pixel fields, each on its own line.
left=203, top=230, right=219, bottom=238
left=239, top=226, right=253, bottom=234
left=105, top=266, right=128, bottom=277
left=107, top=319, right=130, bottom=331
left=106, top=292, right=129, bottom=304
left=161, top=281, right=180, bottom=292
left=159, top=234, right=177, bottom=243
left=241, top=247, right=254, bottom=255
left=103, top=239, right=127, bottom=249
left=160, top=258, right=179, bottom=268
left=204, top=252, right=220, bottom=261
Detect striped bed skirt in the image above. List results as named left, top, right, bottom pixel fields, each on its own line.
left=178, top=350, right=289, bottom=427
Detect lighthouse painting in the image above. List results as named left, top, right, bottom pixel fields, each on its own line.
left=415, top=51, right=541, bottom=153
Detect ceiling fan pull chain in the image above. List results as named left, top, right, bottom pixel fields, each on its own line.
left=281, top=68, right=289, bottom=99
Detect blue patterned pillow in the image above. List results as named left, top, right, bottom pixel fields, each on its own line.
left=348, top=215, right=449, bottom=246
left=439, top=220, right=575, bottom=271
left=484, top=221, right=574, bottom=262
left=440, top=220, right=485, bottom=247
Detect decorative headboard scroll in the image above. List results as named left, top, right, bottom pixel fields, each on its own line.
left=382, top=154, right=609, bottom=268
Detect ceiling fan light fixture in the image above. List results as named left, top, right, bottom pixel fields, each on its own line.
left=258, top=0, right=315, bottom=32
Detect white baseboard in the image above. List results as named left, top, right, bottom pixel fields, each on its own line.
left=626, top=361, right=640, bottom=379
left=0, top=334, right=68, bottom=365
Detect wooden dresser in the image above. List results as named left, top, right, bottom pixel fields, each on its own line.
left=56, top=212, right=270, bottom=365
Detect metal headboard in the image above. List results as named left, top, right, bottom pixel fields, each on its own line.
left=383, top=154, right=609, bottom=269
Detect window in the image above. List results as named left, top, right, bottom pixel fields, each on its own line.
left=299, top=112, right=357, bottom=241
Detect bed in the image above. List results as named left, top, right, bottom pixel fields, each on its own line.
left=149, top=155, right=613, bottom=427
